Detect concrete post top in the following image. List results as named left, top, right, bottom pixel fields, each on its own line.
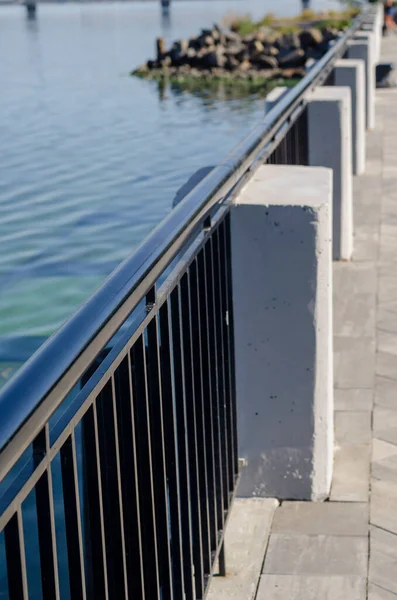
left=355, top=30, right=375, bottom=40
left=264, top=86, right=288, bottom=114
left=347, top=39, right=372, bottom=59
left=309, top=86, right=351, bottom=102
left=348, top=40, right=369, bottom=47
left=335, top=58, right=365, bottom=73
left=265, top=86, right=288, bottom=104
left=235, top=165, right=332, bottom=208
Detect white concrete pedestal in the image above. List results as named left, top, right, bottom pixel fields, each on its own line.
left=346, top=37, right=375, bottom=130
left=231, top=165, right=333, bottom=501
left=334, top=59, right=366, bottom=176
left=264, top=86, right=288, bottom=114
left=307, top=86, right=353, bottom=261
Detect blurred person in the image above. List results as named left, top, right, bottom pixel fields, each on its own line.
left=384, top=0, right=397, bottom=34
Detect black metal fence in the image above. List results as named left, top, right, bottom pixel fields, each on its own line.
left=0, top=6, right=374, bottom=600
left=0, top=206, right=238, bottom=600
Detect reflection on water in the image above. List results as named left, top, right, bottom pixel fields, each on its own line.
left=157, top=78, right=277, bottom=103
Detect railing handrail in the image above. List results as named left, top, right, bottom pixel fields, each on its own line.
left=0, top=4, right=373, bottom=458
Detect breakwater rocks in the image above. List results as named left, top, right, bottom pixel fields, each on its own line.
left=132, top=23, right=346, bottom=84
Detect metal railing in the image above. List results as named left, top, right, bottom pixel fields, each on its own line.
left=0, top=6, right=374, bottom=600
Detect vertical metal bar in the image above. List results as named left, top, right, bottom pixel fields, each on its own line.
left=286, top=126, right=290, bottom=164
left=218, top=544, right=226, bottom=578
left=159, top=299, right=185, bottom=600
left=291, top=117, right=299, bottom=165
left=212, top=230, right=230, bottom=511
left=114, top=354, right=146, bottom=600
left=218, top=220, right=234, bottom=494
left=146, top=310, right=174, bottom=600
left=275, top=141, right=281, bottom=165
left=82, top=404, right=109, bottom=600
left=283, top=134, right=288, bottom=164
left=130, top=336, right=161, bottom=600
left=33, top=427, right=60, bottom=600
left=204, top=241, right=225, bottom=535
left=60, top=433, right=87, bottom=600
left=224, top=213, right=239, bottom=476
left=289, top=123, right=294, bottom=164
left=190, top=258, right=211, bottom=579
left=4, top=510, right=29, bottom=600
left=300, top=107, right=309, bottom=166
left=180, top=271, right=205, bottom=599
left=95, top=379, right=128, bottom=600
left=170, top=286, right=195, bottom=600
left=197, top=248, right=218, bottom=554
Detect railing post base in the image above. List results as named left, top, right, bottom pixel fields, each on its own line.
left=231, top=165, right=333, bottom=501
left=307, top=86, right=353, bottom=261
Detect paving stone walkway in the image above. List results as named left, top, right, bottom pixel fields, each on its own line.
left=208, top=33, right=397, bottom=600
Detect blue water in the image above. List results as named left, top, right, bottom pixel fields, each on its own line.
left=0, top=0, right=339, bottom=385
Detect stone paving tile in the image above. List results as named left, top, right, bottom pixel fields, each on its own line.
left=354, top=231, right=379, bottom=261
left=368, top=583, right=397, bottom=600
left=378, top=331, right=397, bottom=356
left=370, top=479, right=397, bottom=535
left=263, top=534, right=368, bottom=576
left=373, top=438, right=397, bottom=464
left=335, top=412, right=372, bottom=445
left=257, top=575, right=366, bottom=600
left=330, top=444, right=370, bottom=502
left=377, top=351, right=397, bottom=382
left=374, top=407, right=397, bottom=445
left=375, top=376, right=397, bottom=410
left=378, top=274, right=397, bottom=305
left=334, top=388, right=373, bottom=411
left=369, top=526, right=397, bottom=595
left=372, top=452, right=397, bottom=485
left=333, top=293, right=375, bottom=337
left=378, top=309, right=397, bottom=335
left=272, top=502, right=368, bottom=536
left=333, top=262, right=377, bottom=293
left=207, top=498, right=278, bottom=600
left=334, top=337, right=375, bottom=388
left=374, top=406, right=397, bottom=427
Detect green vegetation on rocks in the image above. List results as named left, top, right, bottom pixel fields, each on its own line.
left=131, top=7, right=360, bottom=94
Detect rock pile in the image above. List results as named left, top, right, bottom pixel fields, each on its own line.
left=133, top=23, right=345, bottom=83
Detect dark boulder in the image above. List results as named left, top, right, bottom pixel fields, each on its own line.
left=250, top=39, right=265, bottom=55
left=224, top=30, right=242, bottom=45
left=224, top=43, right=245, bottom=56
left=173, top=39, right=188, bottom=53
left=299, top=28, right=323, bottom=49
left=279, top=33, right=301, bottom=49
left=156, top=37, right=167, bottom=61
left=160, top=56, right=172, bottom=67
left=282, top=67, right=305, bottom=79
left=238, top=59, right=252, bottom=72
left=252, top=54, right=278, bottom=69
left=202, top=50, right=226, bottom=68
left=203, top=35, right=214, bottom=46
left=275, top=33, right=300, bottom=51
left=225, top=56, right=240, bottom=70
left=277, top=48, right=306, bottom=68
left=235, top=47, right=250, bottom=62
left=262, top=44, right=279, bottom=56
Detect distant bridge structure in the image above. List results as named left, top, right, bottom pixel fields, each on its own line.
left=16, top=0, right=171, bottom=13
left=25, top=0, right=36, bottom=17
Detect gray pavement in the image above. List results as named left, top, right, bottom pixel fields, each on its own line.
left=208, top=34, right=397, bottom=600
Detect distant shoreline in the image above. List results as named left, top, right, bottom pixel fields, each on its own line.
left=0, top=0, right=236, bottom=5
